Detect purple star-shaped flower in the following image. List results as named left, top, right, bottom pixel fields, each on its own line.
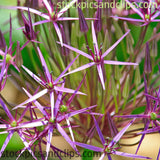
left=58, top=21, right=137, bottom=90
left=74, top=115, right=151, bottom=159
left=112, top=0, right=160, bottom=26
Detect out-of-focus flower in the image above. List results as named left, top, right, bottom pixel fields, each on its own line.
left=112, top=0, right=160, bottom=26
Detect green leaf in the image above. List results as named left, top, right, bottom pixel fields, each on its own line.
left=131, top=106, right=146, bottom=114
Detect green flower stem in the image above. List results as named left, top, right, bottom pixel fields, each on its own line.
left=122, top=98, right=127, bottom=110
left=27, top=43, right=39, bottom=73
left=114, top=96, right=118, bottom=113
left=118, top=80, right=121, bottom=105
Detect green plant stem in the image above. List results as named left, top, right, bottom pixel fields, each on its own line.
left=122, top=98, right=127, bottom=110
left=114, top=96, right=118, bottom=113
left=118, top=80, right=121, bottom=104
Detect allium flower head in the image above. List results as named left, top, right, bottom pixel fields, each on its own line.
left=75, top=116, right=151, bottom=159
left=115, top=75, right=160, bottom=154
left=13, top=47, right=85, bottom=121
left=9, top=0, right=78, bottom=45
left=58, top=22, right=137, bottom=90
left=0, top=98, right=38, bottom=159
left=112, top=0, right=160, bottom=25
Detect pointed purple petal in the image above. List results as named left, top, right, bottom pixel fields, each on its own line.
left=45, top=126, right=54, bottom=160
left=157, top=147, right=160, bottom=160
left=12, top=88, right=48, bottom=110
left=102, top=30, right=130, bottom=59
left=22, top=65, right=45, bottom=86
left=37, top=47, right=51, bottom=82
left=57, top=123, right=79, bottom=153
left=74, top=142, right=103, bottom=152
left=125, top=0, right=144, bottom=18
left=18, top=130, right=37, bottom=160
left=91, top=21, right=99, bottom=56
left=0, top=98, right=14, bottom=121
left=0, top=131, right=14, bottom=157
left=23, top=88, right=47, bottom=116
left=54, top=84, right=64, bottom=116
left=97, top=64, right=105, bottom=90
left=55, top=54, right=79, bottom=83
left=92, top=115, right=106, bottom=145
left=0, top=47, right=7, bottom=83
left=66, top=118, right=75, bottom=142
left=109, top=118, right=135, bottom=147
left=54, top=86, right=86, bottom=95
left=58, top=105, right=97, bottom=122
left=50, top=91, right=54, bottom=119
left=0, top=124, right=8, bottom=129
left=12, top=120, right=48, bottom=129
left=68, top=105, right=97, bottom=117
left=104, top=60, right=138, bottom=66
left=62, top=62, right=95, bottom=77
left=111, top=16, right=145, bottom=22
left=67, top=73, right=86, bottom=106
left=115, top=114, right=149, bottom=118
left=9, top=15, right=12, bottom=46
left=58, top=17, right=79, bottom=21
left=114, top=151, right=151, bottom=159
left=57, top=42, right=93, bottom=60
left=43, top=0, right=52, bottom=14
left=53, top=22, right=63, bottom=46
left=138, top=126, right=160, bottom=134
left=58, top=0, right=77, bottom=18
left=106, top=154, right=112, bottom=160
left=135, top=120, right=150, bottom=154
left=17, top=20, right=50, bottom=30
left=8, top=6, right=49, bottom=19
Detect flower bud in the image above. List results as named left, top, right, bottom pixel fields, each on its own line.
left=94, top=2, right=102, bottom=32
left=134, top=66, right=141, bottom=86
left=122, top=75, right=130, bottom=99
left=77, top=7, right=88, bottom=32
left=124, top=22, right=134, bottom=54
